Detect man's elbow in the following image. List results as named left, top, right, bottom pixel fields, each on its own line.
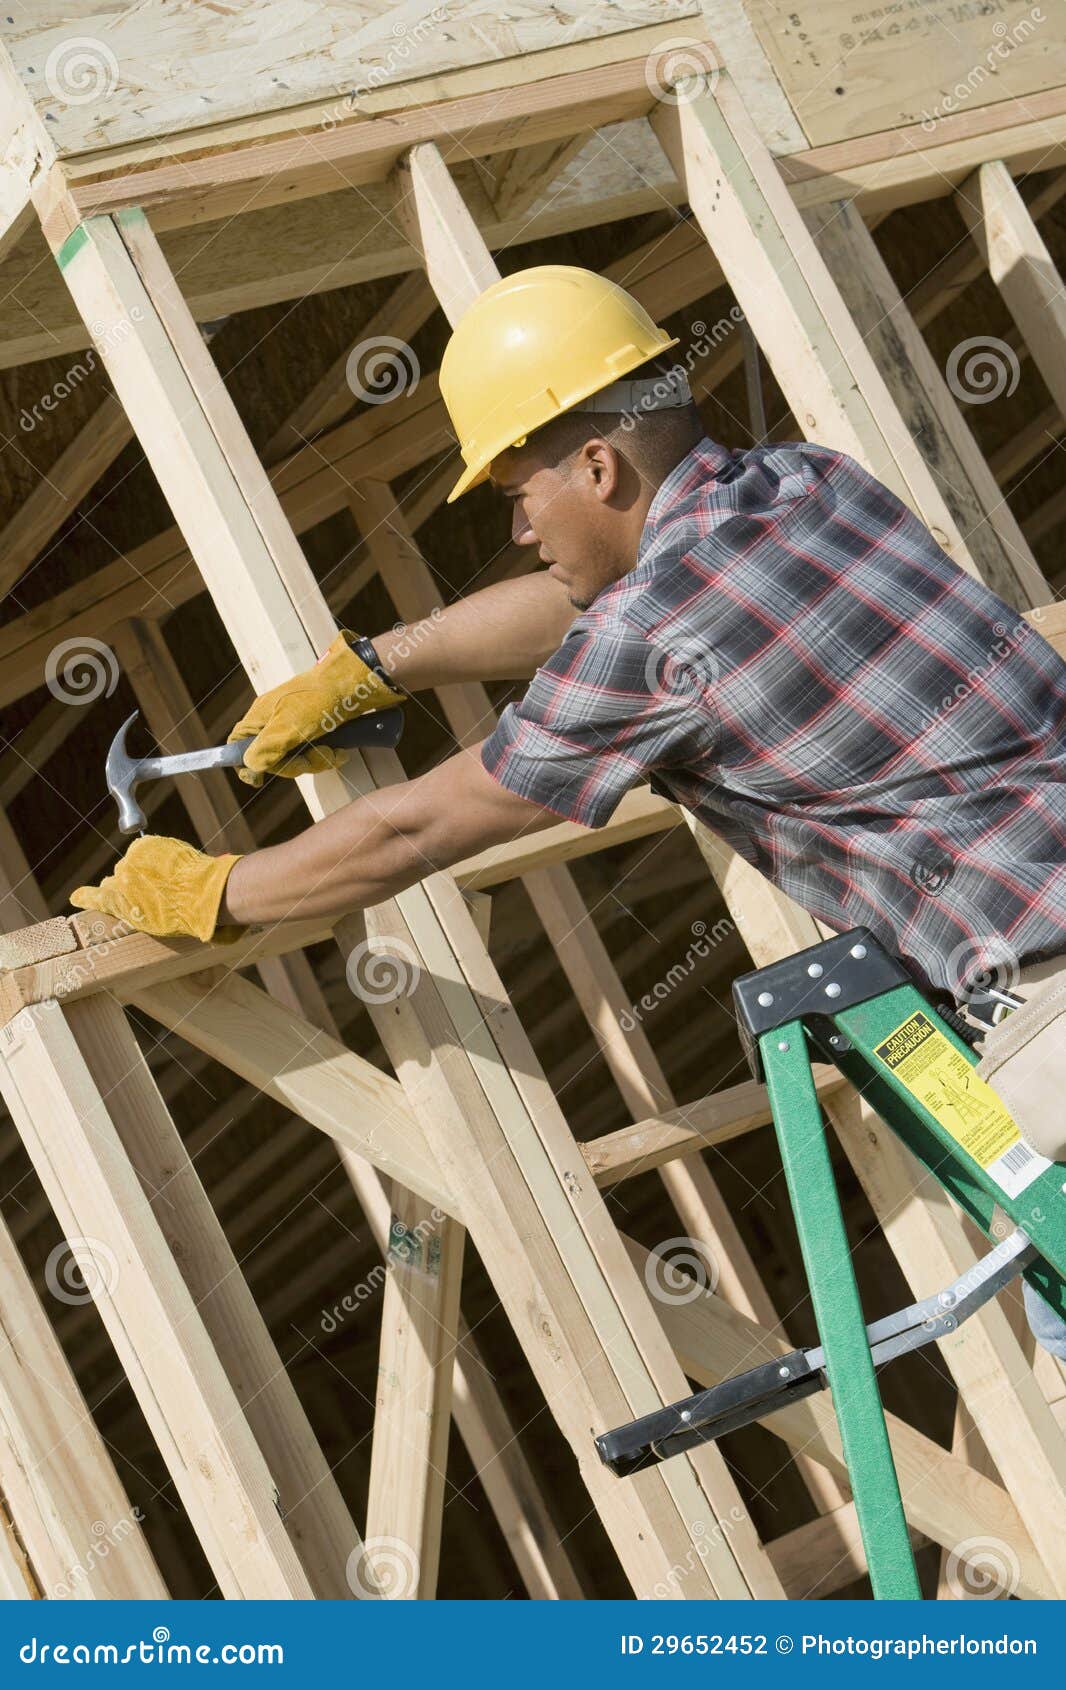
left=404, top=747, right=562, bottom=873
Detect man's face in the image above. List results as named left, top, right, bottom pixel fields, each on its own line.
left=492, top=442, right=636, bottom=612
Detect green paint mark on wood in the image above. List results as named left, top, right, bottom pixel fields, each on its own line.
left=55, top=223, right=89, bottom=272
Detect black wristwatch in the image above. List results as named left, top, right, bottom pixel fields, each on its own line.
left=343, top=631, right=410, bottom=700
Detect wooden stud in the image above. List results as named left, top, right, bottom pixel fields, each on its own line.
left=956, top=159, right=1066, bottom=422
left=364, top=1189, right=464, bottom=1599
left=0, top=1000, right=317, bottom=1598
left=0, top=1206, right=168, bottom=1598
left=804, top=195, right=1049, bottom=611
left=650, top=74, right=992, bottom=584
left=132, top=970, right=454, bottom=1214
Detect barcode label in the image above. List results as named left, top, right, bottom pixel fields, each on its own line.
left=985, top=1137, right=1053, bottom=1198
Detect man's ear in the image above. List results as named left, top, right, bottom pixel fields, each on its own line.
left=587, top=438, right=621, bottom=500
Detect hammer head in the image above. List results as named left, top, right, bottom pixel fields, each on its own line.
left=106, top=710, right=149, bottom=836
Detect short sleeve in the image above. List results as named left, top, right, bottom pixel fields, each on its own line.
left=480, top=624, right=715, bottom=828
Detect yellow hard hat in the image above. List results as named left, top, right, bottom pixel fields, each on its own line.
left=439, top=264, right=681, bottom=502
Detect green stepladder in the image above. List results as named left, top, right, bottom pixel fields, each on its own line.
left=594, top=927, right=1065, bottom=1602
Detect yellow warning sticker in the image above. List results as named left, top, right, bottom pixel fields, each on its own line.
left=873, top=1010, right=1048, bottom=1197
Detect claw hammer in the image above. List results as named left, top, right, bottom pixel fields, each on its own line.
left=105, top=707, right=405, bottom=835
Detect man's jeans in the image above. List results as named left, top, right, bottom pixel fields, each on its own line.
left=973, top=953, right=1066, bottom=1360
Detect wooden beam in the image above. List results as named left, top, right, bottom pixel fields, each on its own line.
left=347, top=1168, right=584, bottom=1600
left=0, top=377, right=451, bottom=712
left=0, top=1502, right=37, bottom=1599
left=650, top=73, right=995, bottom=586
left=489, top=132, right=593, bottom=221
left=0, top=999, right=316, bottom=1597
left=35, top=46, right=699, bottom=236
left=394, top=143, right=501, bottom=327
left=0, top=1206, right=168, bottom=1598
left=54, top=962, right=584, bottom=1600
left=0, top=397, right=131, bottom=603
left=956, top=159, right=1066, bottom=422
left=0, top=810, right=48, bottom=930
left=906, top=168, right=1066, bottom=332
left=988, top=403, right=1065, bottom=486
left=0, top=911, right=333, bottom=1024
left=584, top=1067, right=846, bottom=1187
left=364, top=1189, right=463, bottom=1599
left=0, top=700, right=89, bottom=810
left=0, top=99, right=35, bottom=268
left=768, top=1502, right=929, bottom=1601
left=778, top=88, right=1066, bottom=218
left=132, top=969, right=454, bottom=1215
left=804, top=195, right=1048, bottom=611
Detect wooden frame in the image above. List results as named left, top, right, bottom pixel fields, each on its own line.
left=1, top=4, right=1065, bottom=1601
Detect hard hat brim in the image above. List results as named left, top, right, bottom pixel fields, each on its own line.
left=446, top=457, right=489, bottom=504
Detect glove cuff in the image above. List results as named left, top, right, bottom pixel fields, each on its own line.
left=187, top=851, right=244, bottom=944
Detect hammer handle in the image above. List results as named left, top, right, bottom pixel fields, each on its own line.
left=219, top=708, right=404, bottom=768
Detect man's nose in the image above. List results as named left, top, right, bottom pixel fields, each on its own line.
left=512, top=506, right=537, bottom=545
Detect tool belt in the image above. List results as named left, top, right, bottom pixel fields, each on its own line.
left=973, top=958, right=1066, bottom=1163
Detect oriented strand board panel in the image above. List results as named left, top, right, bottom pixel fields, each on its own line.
left=1, top=0, right=702, bottom=155
left=748, top=0, right=1066, bottom=145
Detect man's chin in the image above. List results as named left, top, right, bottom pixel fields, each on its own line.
left=568, top=593, right=594, bottom=611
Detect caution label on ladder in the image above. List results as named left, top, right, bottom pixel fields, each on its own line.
left=873, top=1011, right=1052, bottom=1199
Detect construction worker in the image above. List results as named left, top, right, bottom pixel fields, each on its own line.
left=72, top=265, right=1066, bottom=1355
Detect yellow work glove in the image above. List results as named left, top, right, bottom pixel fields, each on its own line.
left=228, top=631, right=406, bottom=788
left=70, top=836, right=244, bottom=944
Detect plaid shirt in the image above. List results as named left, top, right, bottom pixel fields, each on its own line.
left=480, top=437, right=1066, bottom=997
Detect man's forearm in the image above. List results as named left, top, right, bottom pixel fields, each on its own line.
left=221, top=782, right=433, bottom=925
left=369, top=570, right=576, bottom=692
left=219, top=741, right=561, bottom=929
